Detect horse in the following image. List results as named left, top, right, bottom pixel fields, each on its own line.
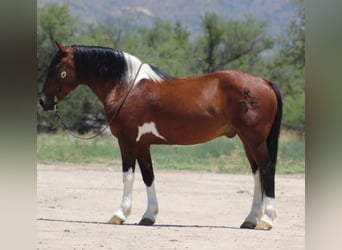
left=39, top=42, right=282, bottom=230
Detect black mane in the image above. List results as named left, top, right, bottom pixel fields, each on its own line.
left=71, top=45, right=128, bottom=83
left=149, top=65, right=175, bottom=81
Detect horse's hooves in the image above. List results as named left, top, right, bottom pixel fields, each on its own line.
left=138, top=218, right=155, bottom=226
left=255, top=221, right=272, bottom=230
left=240, top=221, right=256, bottom=229
left=108, top=215, right=124, bottom=225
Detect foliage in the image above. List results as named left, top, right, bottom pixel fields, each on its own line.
left=37, top=2, right=305, bottom=132
left=195, top=13, right=274, bottom=74
left=37, top=132, right=304, bottom=174
left=266, top=0, right=305, bottom=130
left=124, top=19, right=193, bottom=77
left=37, top=3, right=78, bottom=83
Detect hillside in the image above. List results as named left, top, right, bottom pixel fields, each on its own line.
left=37, top=0, right=295, bottom=39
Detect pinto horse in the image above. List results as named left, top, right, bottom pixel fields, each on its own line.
left=39, top=42, right=282, bottom=230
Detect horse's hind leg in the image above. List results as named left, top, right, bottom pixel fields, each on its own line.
left=137, top=144, right=159, bottom=226
left=256, top=146, right=277, bottom=230
left=239, top=133, right=277, bottom=230
left=240, top=142, right=263, bottom=229
left=249, top=141, right=276, bottom=230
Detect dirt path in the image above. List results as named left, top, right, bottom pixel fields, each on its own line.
left=37, top=164, right=305, bottom=250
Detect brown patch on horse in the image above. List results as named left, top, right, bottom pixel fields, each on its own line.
left=239, top=101, right=248, bottom=113
left=241, top=87, right=259, bottom=111
left=226, top=128, right=237, bottom=138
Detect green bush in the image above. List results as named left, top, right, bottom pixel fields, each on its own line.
left=37, top=133, right=304, bottom=174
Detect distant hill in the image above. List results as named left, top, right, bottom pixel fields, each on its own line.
left=37, top=0, right=296, bottom=39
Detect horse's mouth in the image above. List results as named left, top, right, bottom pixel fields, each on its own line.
left=39, top=95, right=58, bottom=112
left=52, top=96, right=59, bottom=111
left=53, top=102, right=58, bottom=112
left=42, top=102, right=57, bottom=112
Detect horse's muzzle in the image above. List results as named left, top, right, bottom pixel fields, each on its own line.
left=39, top=94, right=57, bottom=111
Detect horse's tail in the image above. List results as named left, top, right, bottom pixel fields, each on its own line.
left=267, top=82, right=283, bottom=166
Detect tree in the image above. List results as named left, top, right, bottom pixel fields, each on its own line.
left=126, top=19, right=192, bottom=77
left=194, top=13, right=273, bottom=74
left=282, top=0, right=305, bottom=69
left=76, top=22, right=126, bottom=49
left=267, top=0, right=305, bottom=130
left=37, top=3, right=78, bottom=83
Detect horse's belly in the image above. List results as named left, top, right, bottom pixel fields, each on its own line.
left=156, top=121, right=234, bottom=145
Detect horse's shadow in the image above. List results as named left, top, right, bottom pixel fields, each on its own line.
left=37, top=218, right=241, bottom=230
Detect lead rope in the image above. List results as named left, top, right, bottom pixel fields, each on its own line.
left=55, top=63, right=145, bottom=140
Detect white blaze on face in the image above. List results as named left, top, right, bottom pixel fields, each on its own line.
left=136, top=122, right=167, bottom=142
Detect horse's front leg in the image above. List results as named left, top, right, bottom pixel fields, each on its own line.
left=108, top=142, right=137, bottom=225
left=137, top=144, right=159, bottom=226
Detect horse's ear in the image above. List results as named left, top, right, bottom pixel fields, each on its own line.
left=55, top=41, right=68, bottom=55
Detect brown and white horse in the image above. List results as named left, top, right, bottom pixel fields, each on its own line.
left=39, top=42, right=282, bottom=230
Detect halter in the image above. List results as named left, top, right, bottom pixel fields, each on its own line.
left=55, top=62, right=145, bottom=140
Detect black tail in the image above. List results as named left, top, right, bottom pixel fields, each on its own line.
left=260, top=82, right=282, bottom=199
left=267, top=82, right=283, bottom=167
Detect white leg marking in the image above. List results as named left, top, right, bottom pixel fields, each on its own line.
left=114, top=168, right=135, bottom=221
left=136, top=122, right=167, bottom=142
left=245, top=170, right=263, bottom=224
left=259, top=196, right=277, bottom=226
left=142, top=182, right=159, bottom=222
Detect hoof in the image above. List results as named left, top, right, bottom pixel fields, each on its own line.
left=108, top=215, right=124, bottom=225
left=255, top=221, right=272, bottom=230
left=138, top=218, right=155, bottom=226
left=240, top=221, right=256, bottom=229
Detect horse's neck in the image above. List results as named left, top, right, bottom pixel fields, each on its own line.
left=81, top=52, right=164, bottom=107
left=83, top=80, right=122, bottom=108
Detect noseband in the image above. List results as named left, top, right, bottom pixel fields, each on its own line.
left=55, top=63, right=145, bottom=140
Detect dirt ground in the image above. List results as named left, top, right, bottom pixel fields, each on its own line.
left=37, top=164, right=305, bottom=250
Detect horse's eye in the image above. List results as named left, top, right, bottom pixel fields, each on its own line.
left=60, top=70, right=67, bottom=79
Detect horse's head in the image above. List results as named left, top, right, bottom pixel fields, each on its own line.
left=39, top=41, right=78, bottom=111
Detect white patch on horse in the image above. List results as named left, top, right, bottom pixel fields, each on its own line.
left=114, top=167, right=135, bottom=221
left=136, top=122, right=167, bottom=142
left=123, top=52, right=164, bottom=85
left=142, top=182, right=159, bottom=222
left=244, top=170, right=263, bottom=225
left=259, top=196, right=277, bottom=226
